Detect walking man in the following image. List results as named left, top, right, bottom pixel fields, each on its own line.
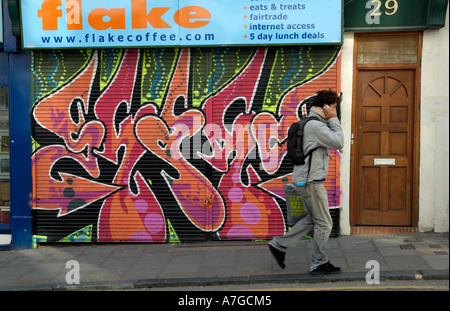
left=269, top=90, right=344, bottom=275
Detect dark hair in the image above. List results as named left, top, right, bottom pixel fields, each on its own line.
left=312, top=90, right=341, bottom=107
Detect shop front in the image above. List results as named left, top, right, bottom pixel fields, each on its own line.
left=340, top=0, right=449, bottom=234
left=0, top=2, right=9, bottom=230
left=4, top=0, right=447, bottom=249
left=17, top=0, right=344, bottom=244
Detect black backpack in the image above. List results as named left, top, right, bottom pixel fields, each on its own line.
left=286, top=116, right=319, bottom=166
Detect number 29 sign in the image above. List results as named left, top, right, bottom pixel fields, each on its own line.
left=344, top=0, right=430, bottom=31
left=365, top=0, right=398, bottom=24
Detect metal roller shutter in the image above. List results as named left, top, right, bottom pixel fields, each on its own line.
left=31, top=45, right=341, bottom=243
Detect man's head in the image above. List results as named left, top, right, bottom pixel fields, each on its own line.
left=312, top=90, right=341, bottom=108
left=311, top=90, right=341, bottom=120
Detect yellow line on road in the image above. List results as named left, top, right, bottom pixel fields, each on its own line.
left=248, top=285, right=449, bottom=291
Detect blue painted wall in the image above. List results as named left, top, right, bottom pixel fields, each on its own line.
left=1, top=0, right=32, bottom=248
left=9, top=51, right=32, bottom=249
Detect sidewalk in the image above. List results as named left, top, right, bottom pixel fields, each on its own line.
left=0, top=232, right=448, bottom=290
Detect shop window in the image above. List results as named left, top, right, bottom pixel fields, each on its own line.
left=0, top=87, right=9, bottom=224
left=357, top=34, right=419, bottom=64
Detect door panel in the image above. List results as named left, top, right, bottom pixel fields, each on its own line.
left=353, top=70, right=415, bottom=226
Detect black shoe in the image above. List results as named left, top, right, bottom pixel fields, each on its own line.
left=268, top=244, right=286, bottom=269
left=310, top=261, right=341, bottom=275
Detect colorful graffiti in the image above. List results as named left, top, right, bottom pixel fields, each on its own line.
left=31, top=46, right=341, bottom=243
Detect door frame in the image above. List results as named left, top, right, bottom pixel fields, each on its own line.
left=350, top=32, right=422, bottom=227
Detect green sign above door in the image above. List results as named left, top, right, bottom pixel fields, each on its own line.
left=344, top=0, right=448, bottom=31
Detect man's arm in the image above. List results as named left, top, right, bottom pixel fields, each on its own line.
left=313, top=119, right=344, bottom=150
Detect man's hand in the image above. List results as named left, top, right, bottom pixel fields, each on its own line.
left=323, top=104, right=338, bottom=120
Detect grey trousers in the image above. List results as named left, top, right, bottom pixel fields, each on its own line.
left=270, top=182, right=333, bottom=271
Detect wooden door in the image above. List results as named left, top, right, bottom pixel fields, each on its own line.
left=352, top=70, right=415, bottom=226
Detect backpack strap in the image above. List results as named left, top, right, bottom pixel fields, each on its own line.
left=299, top=116, right=320, bottom=179
left=305, top=146, right=318, bottom=177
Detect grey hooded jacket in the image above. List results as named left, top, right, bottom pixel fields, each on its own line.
left=292, top=110, right=344, bottom=184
